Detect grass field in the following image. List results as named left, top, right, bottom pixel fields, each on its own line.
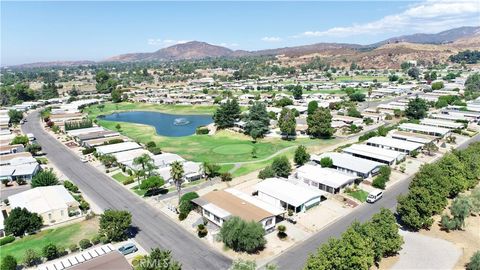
left=346, top=189, right=369, bottom=202
left=87, top=102, right=339, bottom=176
left=112, top=172, right=132, bottom=183
left=0, top=219, right=99, bottom=262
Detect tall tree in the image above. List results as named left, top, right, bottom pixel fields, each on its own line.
left=4, top=207, right=43, bottom=236
left=307, top=108, right=334, bottom=138
left=278, top=108, right=296, bottom=139
left=170, top=161, right=184, bottom=202
left=245, top=102, right=270, bottom=140
left=133, top=154, right=156, bottom=184
left=213, top=99, right=241, bottom=129
left=405, top=96, right=428, bottom=119
left=292, top=85, right=303, bottom=100
left=307, top=101, right=318, bottom=115
left=294, top=145, right=310, bottom=166
left=99, top=209, right=132, bottom=242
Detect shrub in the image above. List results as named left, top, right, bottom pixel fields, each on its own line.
left=221, top=172, right=232, bottom=182
left=91, top=234, right=101, bottom=245
left=79, top=239, right=92, bottom=249
left=319, top=157, right=333, bottom=168
left=179, top=192, right=199, bottom=217
left=82, top=148, right=96, bottom=155
left=24, top=248, right=41, bottom=267
left=147, top=146, right=162, bottom=155
left=0, top=235, right=15, bottom=246
left=197, top=224, right=208, bottom=238
left=410, top=149, right=419, bottom=158
left=123, top=178, right=134, bottom=185
left=68, top=244, right=79, bottom=252
left=1, top=255, right=17, bottom=270
left=43, top=243, right=60, bottom=260
left=63, top=180, right=79, bottom=193
left=100, top=236, right=110, bottom=244
left=258, top=166, right=275, bottom=179
left=277, top=225, right=287, bottom=239
left=372, top=166, right=391, bottom=189
left=196, top=126, right=209, bottom=135
left=146, top=141, right=156, bottom=148
left=220, top=217, right=266, bottom=253
left=467, top=251, right=480, bottom=270
left=178, top=212, right=187, bottom=221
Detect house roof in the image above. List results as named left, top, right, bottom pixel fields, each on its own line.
left=9, top=185, right=79, bottom=214
left=201, top=190, right=276, bottom=222
left=113, top=149, right=151, bottom=164
left=398, top=123, right=450, bottom=136
left=0, top=152, right=33, bottom=165
left=96, top=142, right=142, bottom=155
left=313, top=152, right=383, bottom=175
left=420, top=118, right=464, bottom=129
left=295, top=164, right=358, bottom=189
left=343, top=144, right=404, bottom=163
left=389, top=131, right=437, bottom=144
left=366, top=136, right=423, bottom=151
left=255, top=178, right=322, bottom=207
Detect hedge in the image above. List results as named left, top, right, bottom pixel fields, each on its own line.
left=0, top=235, right=15, bottom=246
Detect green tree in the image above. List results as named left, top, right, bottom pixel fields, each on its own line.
left=178, top=192, right=199, bottom=217
left=171, top=161, right=184, bottom=202
left=319, top=157, right=333, bottom=168
left=133, top=154, right=156, bottom=183
left=11, top=135, right=29, bottom=146
left=1, top=255, right=17, bottom=270
left=307, top=108, right=334, bottom=138
left=25, top=143, right=42, bottom=155
left=349, top=92, right=366, bottom=102
left=405, top=96, right=428, bottom=119
left=307, top=101, right=318, bottom=115
left=294, top=145, right=310, bottom=166
left=258, top=166, right=275, bottom=179
left=203, top=162, right=220, bottom=180
left=245, top=102, right=270, bottom=140
left=31, top=169, right=59, bottom=188
left=95, top=70, right=118, bottom=94
left=99, top=209, right=132, bottom=242
left=407, top=67, right=420, bottom=79
left=292, top=85, right=303, bottom=100
left=139, top=176, right=165, bottom=191
left=467, top=251, right=480, bottom=270
left=431, top=81, right=444, bottom=90
left=220, top=217, right=266, bottom=253
left=365, top=209, right=403, bottom=262
left=213, top=99, right=241, bottom=129
left=136, top=248, right=182, bottom=270
left=8, top=109, right=23, bottom=124
left=111, top=89, right=123, bottom=103
left=271, top=156, right=292, bottom=178
left=278, top=108, right=296, bottom=139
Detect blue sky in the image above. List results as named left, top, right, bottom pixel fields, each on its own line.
left=1, top=1, right=478, bottom=65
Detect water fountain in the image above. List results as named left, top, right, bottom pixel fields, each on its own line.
left=173, top=117, right=190, bottom=126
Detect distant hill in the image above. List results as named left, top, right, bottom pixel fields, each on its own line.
left=373, top=26, right=480, bottom=46
left=6, top=60, right=96, bottom=69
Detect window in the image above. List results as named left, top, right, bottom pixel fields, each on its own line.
left=203, top=209, right=211, bottom=217
left=265, top=218, right=272, bottom=226
left=214, top=215, right=220, bottom=223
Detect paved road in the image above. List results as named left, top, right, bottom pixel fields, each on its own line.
left=23, top=111, right=231, bottom=270
left=270, top=133, right=480, bottom=270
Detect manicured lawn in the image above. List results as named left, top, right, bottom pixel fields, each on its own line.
left=86, top=102, right=217, bottom=117
left=112, top=172, right=131, bottom=183
left=213, top=144, right=253, bottom=155
left=345, top=189, right=369, bottom=202
left=0, top=219, right=99, bottom=263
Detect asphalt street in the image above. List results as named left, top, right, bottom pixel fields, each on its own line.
left=22, top=111, right=232, bottom=270
left=271, top=132, right=480, bottom=270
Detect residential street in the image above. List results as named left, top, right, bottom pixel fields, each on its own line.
left=271, top=133, right=480, bottom=270
left=22, top=111, right=232, bottom=270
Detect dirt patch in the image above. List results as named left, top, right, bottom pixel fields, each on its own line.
left=70, top=217, right=100, bottom=243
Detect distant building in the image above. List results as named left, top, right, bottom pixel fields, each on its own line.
left=312, top=152, right=383, bottom=179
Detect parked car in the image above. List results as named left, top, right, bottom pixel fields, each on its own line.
left=118, top=243, right=138, bottom=255
left=80, top=157, right=88, bottom=163
left=366, top=190, right=383, bottom=203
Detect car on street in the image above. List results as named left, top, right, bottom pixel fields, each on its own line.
left=118, top=243, right=138, bottom=255
left=80, top=157, right=88, bottom=163
left=366, top=189, right=383, bottom=203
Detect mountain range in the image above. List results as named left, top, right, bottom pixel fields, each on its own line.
left=7, top=26, right=480, bottom=68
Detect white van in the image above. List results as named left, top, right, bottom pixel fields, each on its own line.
left=367, top=190, right=383, bottom=203
left=27, top=133, right=36, bottom=141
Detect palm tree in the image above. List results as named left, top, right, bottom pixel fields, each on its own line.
left=170, top=161, right=184, bottom=203
left=133, top=154, right=156, bottom=185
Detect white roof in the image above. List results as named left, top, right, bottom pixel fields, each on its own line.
left=313, top=152, right=383, bottom=175
left=255, top=178, right=322, bottom=207
left=115, top=149, right=152, bottom=164
left=398, top=123, right=450, bottom=136
left=9, top=185, right=78, bottom=214
left=66, top=127, right=105, bottom=137
left=420, top=118, right=464, bottom=129
left=96, top=142, right=142, bottom=155
left=343, top=144, right=404, bottom=163
left=366, top=136, right=423, bottom=151
left=296, top=164, right=357, bottom=189
left=429, top=113, right=467, bottom=122
left=152, top=153, right=185, bottom=167
left=12, top=163, right=39, bottom=176
left=225, top=188, right=284, bottom=216
left=203, top=203, right=231, bottom=219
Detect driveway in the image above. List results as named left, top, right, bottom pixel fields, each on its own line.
left=391, top=230, right=462, bottom=270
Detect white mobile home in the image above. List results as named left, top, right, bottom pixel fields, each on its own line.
left=295, top=164, right=359, bottom=194
left=366, top=136, right=423, bottom=155
left=398, top=123, right=450, bottom=137
left=343, top=144, right=405, bottom=165
left=312, top=152, right=383, bottom=179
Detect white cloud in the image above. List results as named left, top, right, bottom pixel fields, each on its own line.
left=299, top=0, right=479, bottom=38
left=261, top=36, right=282, bottom=42
left=147, top=39, right=190, bottom=46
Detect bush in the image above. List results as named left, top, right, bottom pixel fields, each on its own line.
left=410, top=149, right=419, bottom=158
left=146, top=141, right=156, bottom=148
left=467, top=251, right=480, bottom=270
left=43, top=243, right=60, bottom=260
left=277, top=225, right=287, bottom=239
left=179, top=192, right=199, bottom=217
left=258, top=166, right=275, bottom=179
left=63, top=180, right=79, bottom=193
left=197, top=224, right=208, bottom=238
left=79, top=239, right=92, bottom=249
left=221, top=172, right=232, bottom=182
left=178, top=212, right=187, bottom=221
left=91, top=234, right=101, bottom=245
left=372, top=166, right=391, bottom=189
left=1, top=255, right=17, bottom=270
left=196, top=126, right=209, bottom=135
left=68, top=244, right=78, bottom=253
left=82, top=147, right=96, bottom=155
left=147, top=146, right=162, bottom=155
left=319, top=157, right=333, bottom=168
left=123, top=178, right=134, bottom=185
left=100, top=236, right=110, bottom=244
left=0, top=235, right=15, bottom=246
left=24, top=248, right=41, bottom=267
